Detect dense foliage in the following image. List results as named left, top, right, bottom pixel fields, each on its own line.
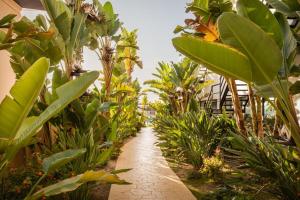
left=153, top=110, right=236, bottom=169
left=0, top=0, right=144, bottom=199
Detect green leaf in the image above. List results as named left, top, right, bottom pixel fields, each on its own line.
left=173, top=25, right=184, bottom=34
left=54, top=12, right=71, bottom=41
left=218, top=12, right=283, bottom=85
left=0, top=14, right=16, bottom=26
left=275, top=13, right=297, bottom=59
left=265, top=0, right=297, bottom=16
left=282, top=0, right=300, bottom=10
left=103, top=2, right=115, bottom=20
left=99, top=102, right=118, bottom=112
left=43, top=149, right=86, bottom=174
left=290, top=81, right=300, bottom=95
left=0, top=58, right=49, bottom=139
left=14, top=71, right=99, bottom=148
left=41, top=0, right=72, bottom=22
left=27, top=170, right=127, bottom=200
left=52, top=68, right=68, bottom=98
left=34, top=15, right=48, bottom=30
left=84, top=99, right=101, bottom=130
left=255, top=80, right=290, bottom=97
left=68, top=13, right=86, bottom=57
left=290, top=65, right=300, bottom=76
left=237, top=0, right=283, bottom=48
left=0, top=71, right=99, bottom=174
left=97, top=147, right=114, bottom=165
left=172, top=36, right=253, bottom=83
left=13, top=17, right=38, bottom=34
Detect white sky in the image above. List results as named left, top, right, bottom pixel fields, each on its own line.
left=22, top=0, right=190, bottom=101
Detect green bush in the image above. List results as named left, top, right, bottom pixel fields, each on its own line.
left=225, top=133, right=300, bottom=200
left=153, top=110, right=236, bottom=169
left=200, top=156, right=224, bottom=179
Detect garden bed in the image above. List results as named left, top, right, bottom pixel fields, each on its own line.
left=165, top=156, right=278, bottom=200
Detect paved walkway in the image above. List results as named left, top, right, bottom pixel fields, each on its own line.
left=109, top=127, right=196, bottom=200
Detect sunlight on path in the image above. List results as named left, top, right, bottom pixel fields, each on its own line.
left=109, top=127, right=196, bottom=200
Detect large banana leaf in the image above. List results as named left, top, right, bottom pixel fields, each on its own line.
left=218, top=12, right=283, bottom=86
left=275, top=13, right=297, bottom=60
left=0, top=58, right=49, bottom=139
left=172, top=36, right=253, bottom=83
left=41, top=0, right=72, bottom=22
left=0, top=71, right=99, bottom=174
left=43, top=149, right=86, bottom=174
left=27, top=170, right=128, bottom=200
left=266, top=0, right=298, bottom=16
left=67, top=13, right=86, bottom=57
left=237, top=0, right=283, bottom=48
left=14, top=71, right=99, bottom=148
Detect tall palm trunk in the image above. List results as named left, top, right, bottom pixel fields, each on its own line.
left=227, top=78, right=247, bottom=135
left=248, top=85, right=258, bottom=134
left=256, top=96, right=264, bottom=137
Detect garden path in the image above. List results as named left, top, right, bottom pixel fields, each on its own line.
left=109, top=127, right=196, bottom=200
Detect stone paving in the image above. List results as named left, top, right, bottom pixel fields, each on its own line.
left=109, top=127, right=196, bottom=200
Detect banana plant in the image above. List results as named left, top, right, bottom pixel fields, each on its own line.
left=27, top=169, right=128, bottom=200
left=0, top=57, right=99, bottom=175
left=117, top=27, right=143, bottom=80
left=41, top=0, right=91, bottom=79
left=25, top=148, right=87, bottom=198
left=145, top=58, right=213, bottom=114
left=0, top=14, right=62, bottom=77
left=172, top=0, right=300, bottom=146
left=88, top=0, right=121, bottom=99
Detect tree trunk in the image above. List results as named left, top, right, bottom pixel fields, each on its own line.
left=248, top=85, right=258, bottom=134
left=273, top=99, right=282, bottom=137
left=227, top=78, right=247, bottom=135
left=256, top=96, right=264, bottom=137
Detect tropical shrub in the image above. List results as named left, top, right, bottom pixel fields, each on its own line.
left=0, top=0, right=144, bottom=198
left=145, top=58, right=213, bottom=115
left=172, top=0, right=300, bottom=146
left=153, top=110, right=237, bottom=169
left=200, top=156, right=224, bottom=179
left=225, top=133, right=300, bottom=199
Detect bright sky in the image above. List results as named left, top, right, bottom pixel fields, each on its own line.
left=23, top=0, right=190, bottom=101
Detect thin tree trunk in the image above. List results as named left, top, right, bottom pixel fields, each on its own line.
left=227, top=78, right=247, bottom=135
left=273, top=99, right=281, bottom=137
left=256, top=96, right=264, bottom=137
left=248, top=84, right=258, bottom=134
